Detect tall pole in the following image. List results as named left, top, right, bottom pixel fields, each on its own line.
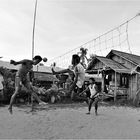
left=31, top=0, right=38, bottom=111
left=32, top=0, right=38, bottom=59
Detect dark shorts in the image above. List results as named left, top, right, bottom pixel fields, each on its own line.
left=89, top=96, right=100, bottom=105
left=86, top=90, right=91, bottom=98
left=15, top=75, right=30, bottom=88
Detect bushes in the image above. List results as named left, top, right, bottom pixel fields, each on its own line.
left=0, top=67, right=70, bottom=104
left=0, top=67, right=15, bottom=103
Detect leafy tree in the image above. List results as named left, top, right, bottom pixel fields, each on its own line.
left=0, top=67, right=15, bottom=102
left=77, top=47, right=88, bottom=68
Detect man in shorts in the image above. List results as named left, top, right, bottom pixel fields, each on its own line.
left=8, top=55, right=47, bottom=114
left=52, top=54, right=85, bottom=99
left=80, top=78, right=99, bottom=115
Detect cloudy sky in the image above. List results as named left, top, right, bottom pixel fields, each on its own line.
left=0, top=0, right=140, bottom=66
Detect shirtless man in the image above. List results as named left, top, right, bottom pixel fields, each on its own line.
left=8, top=55, right=47, bottom=114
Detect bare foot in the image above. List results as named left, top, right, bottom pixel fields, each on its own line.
left=39, top=102, right=48, bottom=105
left=95, top=111, right=98, bottom=116
left=8, top=107, right=13, bottom=114
left=86, top=112, right=90, bottom=115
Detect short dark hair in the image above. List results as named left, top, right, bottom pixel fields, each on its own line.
left=89, top=77, right=95, bottom=82
left=33, top=55, right=42, bottom=61
left=72, top=54, right=80, bottom=65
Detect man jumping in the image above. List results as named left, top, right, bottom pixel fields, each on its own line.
left=52, top=54, right=85, bottom=99
left=8, top=55, right=47, bottom=114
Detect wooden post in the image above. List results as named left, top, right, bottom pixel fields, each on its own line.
left=131, top=76, right=133, bottom=101
left=114, top=71, right=117, bottom=102
left=102, top=70, right=105, bottom=96
left=135, top=74, right=138, bottom=105
left=101, top=70, right=106, bottom=102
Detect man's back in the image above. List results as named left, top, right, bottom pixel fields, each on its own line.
left=74, top=63, right=85, bottom=88
left=16, top=60, right=33, bottom=77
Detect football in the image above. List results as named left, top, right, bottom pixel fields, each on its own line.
left=43, top=57, right=48, bottom=62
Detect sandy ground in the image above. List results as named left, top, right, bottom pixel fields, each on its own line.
left=1, top=103, right=140, bottom=139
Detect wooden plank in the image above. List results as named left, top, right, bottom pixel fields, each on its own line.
left=114, top=71, right=117, bottom=102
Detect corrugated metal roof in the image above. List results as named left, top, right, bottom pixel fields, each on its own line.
left=34, top=72, right=58, bottom=82
left=0, top=60, right=63, bottom=73
left=107, top=50, right=140, bottom=65
left=0, top=60, right=19, bottom=70
left=33, top=65, right=63, bottom=73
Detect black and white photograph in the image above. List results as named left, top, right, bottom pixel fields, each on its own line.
left=0, top=0, right=140, bottom=139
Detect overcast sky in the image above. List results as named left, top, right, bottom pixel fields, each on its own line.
left=0, top=0, right=140, bottom=65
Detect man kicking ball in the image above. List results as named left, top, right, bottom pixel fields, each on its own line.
left=8, top=55, right=47, bottom=114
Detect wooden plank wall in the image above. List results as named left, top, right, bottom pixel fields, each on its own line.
left=128, top=74, right=137, bottom=100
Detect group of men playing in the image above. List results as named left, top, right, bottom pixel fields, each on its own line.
left=8, top=54, right=100, bottom=115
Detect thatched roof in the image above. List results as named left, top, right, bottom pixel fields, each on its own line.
left=107, top=50, right=140, bottom=66
left=87, top=49, right=140, bottom=74
left=87, top=56, right=131, bottom=74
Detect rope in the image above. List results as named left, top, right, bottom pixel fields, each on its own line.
left=126, top=21, right=132, bottom=54
left=117, top=27, right=122, bottom=51
left=47, top=13, right=140, bottom=68
left=112, top=31, right=114, bottom=48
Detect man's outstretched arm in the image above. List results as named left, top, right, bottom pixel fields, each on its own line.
left=79, top=87, right=89, bottom=96
left=10, top=59, right=33, bottom=65
left=51, top=68, right=72, bottom=75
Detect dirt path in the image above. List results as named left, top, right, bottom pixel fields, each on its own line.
left=0, top=103, right=140, bottom=139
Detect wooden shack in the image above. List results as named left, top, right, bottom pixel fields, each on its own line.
left=86, top=50, right=140, bottom=102
left=33, top=65, right=63, bottom=89
left=0, top=60, right=62, bottom=89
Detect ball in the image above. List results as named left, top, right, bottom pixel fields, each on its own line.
left=43, top=57, right=48, bottom=62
